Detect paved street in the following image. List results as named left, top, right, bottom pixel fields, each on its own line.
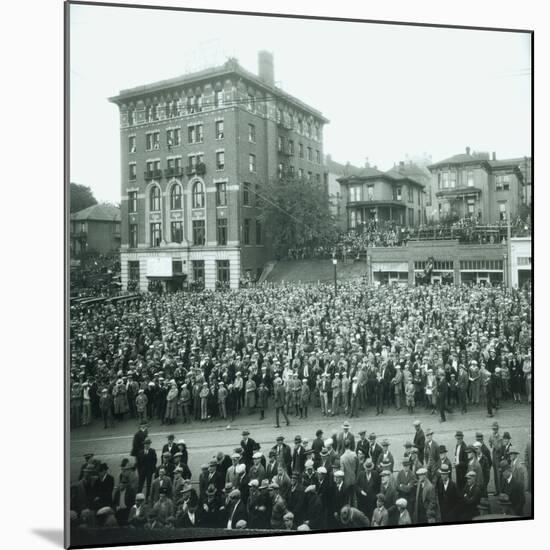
left=70, top=402, right=532, bottom=493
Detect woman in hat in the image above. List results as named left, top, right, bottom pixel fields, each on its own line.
left=245, top=374, right=257, bottom=414
left=112, top=379, right=129, bottom=421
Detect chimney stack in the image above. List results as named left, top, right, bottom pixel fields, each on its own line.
left=466, top=146, right=471, bottom=156
left=365, top=157, right=370, bottom=168
left=492, top=151, right=497, bottom=161
left=258, top=51, right=274, bottom=87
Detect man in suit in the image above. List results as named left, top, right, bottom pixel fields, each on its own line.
left=413, top=420, right=425, bottom=464
left=201, top=484, right=223, bottom=528
left=340, top=439, right=359, bottom=490
left=136, top=437, right=157, bottom=499
left=226, top=452, right=241, bottom=488
left=508, top=447, right=527, bottom=492
left=356, top=459, right=380, bottom=520
left=475, top=432, right=493, bottom=495
left=113, top=478, right=136, bottom=526
left=435, top=464, right=459, bottom=522
left=128, top=492, right=151, bottom=528
left=225, top=488, right=247, bottom=529
left=466, top=446, right=484, bottom=491
left=249, top=452, right=266, bottom=484
left=176, top=490, right=202, bottom=528
left=367, top=433, right=383, bottom=466
left=272, top=435, right=292, bottom=476
left=150, top=467, right=173, bottom=504
left=206, top=459, right=223, bottom=492
left=240, top=430, right=256, bottom=470
left=311, top=429, right=324, bottom=467
left=336, top=421, right=356, bottom=455
left=287, top=473, right=306, bottom=525
left=269, top=482, right=289, bottom=529
left=331, top=470, right=352, bottom=527
left=413, top=467, right=439, bottom=524
left=273, top=377, right=290, bottom=427
left=395, top=457, right=416, bottom=513
left=291, top=435, right=307, bottom=474
left=458, top=470, right=481, bottom=521
left=161, top=434, right=177, bottom=457
left=454, top=430, right=468, bottom=491
left=356, top=429, right=370, bottom=458
left=95, top=462, right=115, bottom=509
left=265, top=450, right=279, bottom=483
left=130, top=421, right=148, bottom=458
left=303, top=484, right=324, bottom=530
left=216, top=451, right=233, bottom=483
left=315, top=466, right=332, bottom=524
left=501, top=463, right=526, bottom=516
left=423, top=428, right=440, bottom=482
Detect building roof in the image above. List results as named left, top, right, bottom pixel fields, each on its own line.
left=428, top=151, right=490, bottom=169
left=109, top=58, right=329, bottom=123
left=71, top=204, right=121, bottom=222
left=386, top=163, right=430, bottom=187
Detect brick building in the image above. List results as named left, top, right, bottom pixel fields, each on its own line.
left=109, top=52, right=328, bottom=291
left=338, top=161, right=426, bottom=230
left=70, top=204, right=121, bottom=257
left=427, top=147, right=527, bottom=223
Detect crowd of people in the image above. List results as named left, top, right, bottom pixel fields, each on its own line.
left=70, top=280, right=532, bottom=533
left=72, top=419, right=531, bottom=532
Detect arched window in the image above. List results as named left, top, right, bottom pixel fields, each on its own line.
left=171, top=184, right=182, bottom=210
left=150, top=186, right=161, bottom=211
left=127, top=107, right=134, bottom=126
left=145, top=105, right=153, bottom=122
left=192, top=181, right=205, bottom=208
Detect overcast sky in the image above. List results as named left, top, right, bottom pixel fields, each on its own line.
left=70, top=4, right=531, bottom=203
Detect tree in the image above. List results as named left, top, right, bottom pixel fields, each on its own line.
left=70, top=182, right=97, bottom=213
left=259, top=175, right=337, bottom=257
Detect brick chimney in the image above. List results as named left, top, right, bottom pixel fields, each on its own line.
left=466, top=146, right=471, bottom=156
left=492, top=151, right=497, bottom=161
left=258, top=51, right=274, bottom=87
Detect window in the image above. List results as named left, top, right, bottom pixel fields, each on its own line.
left=150, top=223, right=162, bottom=247
left=499, top=202, right=507, bottom=221
left=298, top=168, right=304, bottom=179
left=216, top=182, right=227, bottom=206
left=216, top=151, right=225, bottom=170
left=467, top=198, right=475, bottom=215
left=496, top=174, right=510, bottom=191
left=278, top=163, right=284, bottom=179
left=316, top=173, right=321, bottom=184
left=128, top=136, right=136, bottom=153
left=128, top=191, right=138, bottom=213
left=299, top=143, right=304, bottom=158
left=216, top=120, right=224, bottom=139
left=171, top=221, right=183, bottom=243
left=192, top=260, right=204, bottom=283
left=307, top=171, right=312, bottom=181
left=349, top=186, right=361, bottom=202
left=307, top=147, right=312, bottom=161
left=167, top=99, right=179, bottom=118
left=217, top=218, right=228, bottom=245
left=146, top=160, right=160, bottom=178
left=167, top=128, right=180, bottom=148
left=128, top=261, right=140, bottom=281
left=167, top=157, right=182, bottom=176
left=307, top=122, right=312, bottom=137
left=192, top=220, right=205, bottom=245
left=449, top=171, right=457, bottom=188
left=188, top=154, right=204, bottom=172
left=442, top=172, right=449, bottom=188
left=170, top=184, right=182, bottom=210
left=129, top=224, right=138, bottom=248
left=395, top=186, right=402, bottom=201
left=172, top=260, right=183, bottom=274
left=288, top=165, right=295, bottom=177
left=517, top=256, right=531, bottom=266
left=188, top=124, right=203, bottom=143
left=214, top=90, right=223, bottom=108
left=248, top=124, right=256, bottom=143
left=408, top=186, right=413, bottom=202
left=129, top=163, right=137, bottom=181
left=249, top=154, right=256, bottom=172
left=145, top=105, right=153, bottom=122
left=192, top=181, right=205, bottom=208
left=278, top=136, right=284, bottom=152
left=217, top=260, right=230, bottom=284
left=367, top=185, right=374, bottom=200
left=128, top=108, right=134, bottom=126
left=248, top=93, right=255, bottom=111
left=146, top=132, right=160, bottom=151
left=277, top=108, right=283, bottom=124
left=299, top=119, right=304, bottom=134
left=194, top=95, right=203, bottom=112
left=256, top=219, right=262, bottom=244
left=289, top=140, right=294, bottom=156
left=467, top=170, right=474, bottom=187
left=243, top=182, right=250, bottom=206
left=243, top=219, right=251, bottom=245
left=316, top=150, right=321, bottom=164
left=150, top=186, right=161, bottom=211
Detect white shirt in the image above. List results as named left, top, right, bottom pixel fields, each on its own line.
left=188, top=511, right=196, bottom=525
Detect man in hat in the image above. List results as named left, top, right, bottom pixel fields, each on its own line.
left=162, top=434, right=177, bottom=457
left=508, top=447, right=527, bottom=493
left=501, top=462, right=526, bottom=516
left=240, top=430, right=256, bottom=470
left=224, top=489, right=247, bottom=529
left=423, top=428, right=439, bottom=482
left=311, top=429, right=325, bottom=467
left=396, top=498, right=411, bottom=525
left=226, top=452, right=242, bottom=488
left=136, top=437, right=157, bottom=499
left=269, top=482, right=288, bottom=529
left=287, top=473, right=306, bottom=525
left=273, top=378, right=290, bottom=428
left=152, top=485, right=175, bottom=526
left=413, top=420, right=425, bottom=465
left=356, top=429, right=370, bottom=458
left=302, top=459, right=317, bottom=488
left=235, top=463, right=249, bottom=504
left=435, top=464, right=458, bottom=523
left=249, top=452, right=266, bottom=484
left=202, top=484, right=223, bottom=528
left=113, top=477, right=136, bottom=526
left=340, top=438, right=359, bottom=489
left=396, top=457, right=416, bottom=513
left=376, top=440, right=394, bottom=473
left=151, top=467, right=173, bottom=504
left=466, top=445, right=483, bottom=491
left=99, top=388, right=113, bottom=429
left=131, top=420, right=148, bottom=458
left=319, top=373, right=331, bottom=416
left=458, top=471, right=481, bottom=521
left=79, top=453, right=95, bottom=481
left=475, top=432, right=493, bottom=491
left=433, top=445, right=452, bottom=486
left=272, top=435, right=292, bottom=476
left=303, top=484, right=324, bottom=530
left=331, top=470, right=352, bottom=526
left=413, top=467, right=439, bottom=524
left=128, top=492, right=151, bottom=528
left=291, top=436, right=306, bottom=474
left=453, top=430, right=468, bottom=491
left=371, top=493, right=389, bottom=527
left=95, top=463, right=115, bottom=509
left=473, top=440, right=491, bottom=497
left=367, top=433, right=383, bottom=466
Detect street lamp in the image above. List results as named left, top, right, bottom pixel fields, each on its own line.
left=332, top=258, right=337, bottom=296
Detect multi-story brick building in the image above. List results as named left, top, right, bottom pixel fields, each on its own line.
left=70, top=204, right=121, bottom=257
left=427, top=147, right=526, bottom=224
left=109, top=52, right=328, bottom=291
left=338, top=161, right=426, bottom=230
